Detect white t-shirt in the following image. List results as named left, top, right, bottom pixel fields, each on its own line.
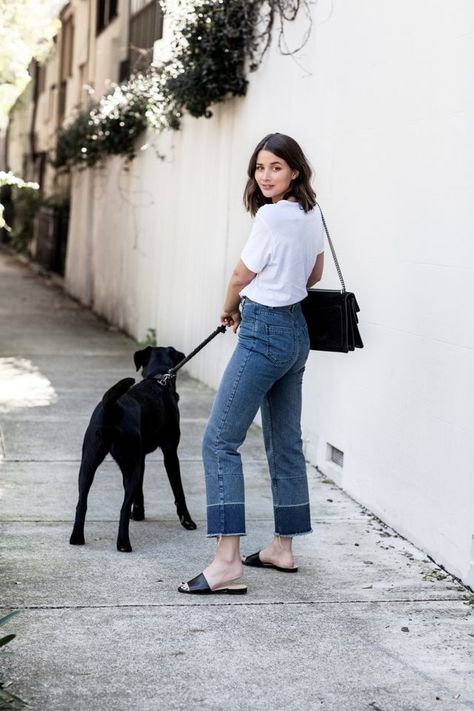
left=240, top=200, right=325, bottom=307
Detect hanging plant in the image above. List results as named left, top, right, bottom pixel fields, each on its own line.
left=53, top=0, right=312, bottom=170
left=53, top=74, right=165, bottom=168
left=161, top=0, right=259, bottom=119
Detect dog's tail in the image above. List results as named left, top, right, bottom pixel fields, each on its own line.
left=102, top=377, right=135, bottom=412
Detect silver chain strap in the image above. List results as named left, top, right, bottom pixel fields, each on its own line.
left=316, top=202, right=346, bottom=293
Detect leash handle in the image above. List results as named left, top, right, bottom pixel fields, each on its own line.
left=168, top=325, right=226, bottom=376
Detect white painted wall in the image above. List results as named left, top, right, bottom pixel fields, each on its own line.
left=65, top=0, right=474, bottom=587
left=4, top=83, right=33, bottom=177
left=93, top=0, right=130, bottom=94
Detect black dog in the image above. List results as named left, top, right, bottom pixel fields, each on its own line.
left=70, top=346, right=196, bottom=552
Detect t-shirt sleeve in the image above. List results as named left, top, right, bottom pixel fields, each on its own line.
left=240, top=211, right=273, bottom=273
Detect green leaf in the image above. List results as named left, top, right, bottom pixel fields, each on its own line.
left=0, top=611, right=20, bottom=628
left=0, top=686, right=30, bottom=709
left=0, top=634, right=15, bottom=648
left=3, top=689, right=29, bottom=705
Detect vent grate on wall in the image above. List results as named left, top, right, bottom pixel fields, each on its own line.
left=328, top=444, right=344, bottom=468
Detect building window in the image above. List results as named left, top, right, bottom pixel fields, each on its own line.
left=97, top=0, right=118, bottom=35
left=61, top=17, right=74, bottom=79
left=78, top=63, right=87, bottom=107
left=128, top=0, right=163, bottom=75
left=58, top=16, right=74, bottom=124
left=36, top=63, right=46, bottom=95
left=47, top=84, right=56, bottom=122
left=58, top=80, right=67, bottom=124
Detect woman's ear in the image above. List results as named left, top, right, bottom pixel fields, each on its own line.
left=133, top=346, right=152, bottom=371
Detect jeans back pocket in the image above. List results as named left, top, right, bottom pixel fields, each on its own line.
left=265, top=324, right=296, bottom=365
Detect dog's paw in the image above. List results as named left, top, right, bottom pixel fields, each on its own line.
left=69, top=531, right=85, bottom=545
left=180, top=514, right=197, bottom=531
left=131, top=505, right=145, bottom=521
left=117, top=540, right=133, bottom=552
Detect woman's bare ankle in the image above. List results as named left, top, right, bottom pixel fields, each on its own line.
left=216, top=535, right=241, bottom=564
left=203, top=536, right=243, bottom=589
left=203, top=556, right=243, bottom=589
left=260, top=536, right=295, bottom=567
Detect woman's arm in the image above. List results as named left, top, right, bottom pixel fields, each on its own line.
left=221, top=260, right=256, bottom=332
left=307, top=252, right=324, bottom=287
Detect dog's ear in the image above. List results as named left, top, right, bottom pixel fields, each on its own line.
left=133, top=347, right=152, bottom=372
left=172, top=349, right=186, bottom=366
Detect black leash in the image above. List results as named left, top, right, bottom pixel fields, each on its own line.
left=153, top=325, right=227, bottom=386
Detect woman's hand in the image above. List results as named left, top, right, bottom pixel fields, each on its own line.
left=221, top=309, right=241, bottom=333
left=221, top=261, right=255, bottom=333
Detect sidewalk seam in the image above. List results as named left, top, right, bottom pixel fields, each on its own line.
left=0, top=597, right=467, bottom=610
left=0, top=424, right=6, bottom=459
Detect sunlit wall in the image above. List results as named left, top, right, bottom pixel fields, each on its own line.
left=65, top=1, right=474, bottom=586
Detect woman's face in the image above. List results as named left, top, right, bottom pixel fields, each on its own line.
left=254, top=149, right=298, bottom=203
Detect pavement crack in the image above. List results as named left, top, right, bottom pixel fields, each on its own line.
left=2, top=457, right=268, bottom=463
left=0, top=597, right=467, bottom=611
left=0, top=425, right=6, bottom=459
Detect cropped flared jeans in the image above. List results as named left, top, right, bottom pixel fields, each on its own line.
left=202, top=297, right=312, bottom=538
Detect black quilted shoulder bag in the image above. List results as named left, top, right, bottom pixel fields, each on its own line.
left=301, top=204, right=364, bottom=353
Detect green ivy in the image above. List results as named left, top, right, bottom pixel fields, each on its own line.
left=163, top=0, right=261, bottom=119
left=0, top=611, right=28, bottom=710
left=8, top=186, right=41, bottom=254
left=54, top=84, right=151, bottom=168
left=54, top=0, right=311, bottom=169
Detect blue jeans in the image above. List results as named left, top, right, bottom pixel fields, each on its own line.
left=202, top=297, right=312, bottom=538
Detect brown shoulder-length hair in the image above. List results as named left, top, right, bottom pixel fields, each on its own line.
left=243, top=133, right=317, bottom=216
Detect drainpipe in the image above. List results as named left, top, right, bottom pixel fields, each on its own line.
left=29, top=61, right=40, bottom=184
left=4, top=119, right=11, bottom=171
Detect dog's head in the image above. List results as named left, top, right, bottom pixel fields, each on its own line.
left=133, top=346, right=186, bottom=379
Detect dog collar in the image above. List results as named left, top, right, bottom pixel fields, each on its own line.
left=150, top=372, right=176, bottom=387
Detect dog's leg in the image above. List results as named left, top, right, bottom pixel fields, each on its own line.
left=161, top=445, right=196, bottom=530
left=131, top=458, right=145, bottom=521
left=113, top=438, right=142, bottom=552
left=70, top=431, right=108, bottom=546
left=117, top=470, right=141, bottom=552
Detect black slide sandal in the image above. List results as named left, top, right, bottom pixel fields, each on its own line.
left=178, top=572, right=248, bottom=595
left=243, top=551, right=298, bottom=573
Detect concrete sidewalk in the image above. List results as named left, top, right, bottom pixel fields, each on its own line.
left=0, top=248, right=473, bottom=711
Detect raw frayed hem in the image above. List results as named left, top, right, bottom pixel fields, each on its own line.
left=206, top=532, right=247, bottom=538
left=273, top=529, right=313, bottom=538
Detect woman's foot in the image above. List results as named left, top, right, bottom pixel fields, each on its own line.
left=179, top=535, right=244, bottom=592
left=177, top=571, right=247, bottom=594
left=244, top=536, right=295, bottom=570
left=202, top=556, right=244, bottom=590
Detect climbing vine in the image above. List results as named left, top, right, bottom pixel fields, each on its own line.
left=54, top=0, right=312, bottom=169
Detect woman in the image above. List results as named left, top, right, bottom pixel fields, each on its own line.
left=178, top=132, right=325, bottom=594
